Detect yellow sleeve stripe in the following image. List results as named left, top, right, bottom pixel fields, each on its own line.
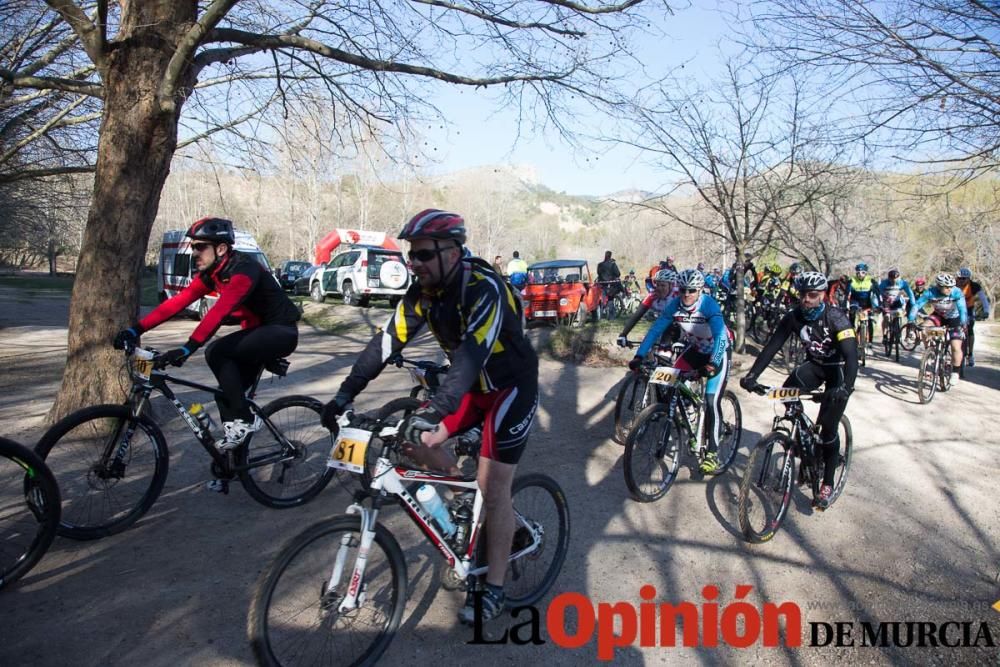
left=394, top=300, right=408, bottom=342
left=836, top=329, right=855, bottom=341
left=492, top=339, right=505, bottom=353
left=473, top=303, right=498, bottom=345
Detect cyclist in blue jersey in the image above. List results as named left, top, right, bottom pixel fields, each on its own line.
left=878, top=268, right=916, bottom=348
left=848, top=262, right=880, bottom=352
left=910, top=273, right=968, bottom=384
left=629, top=269, right=731, bottom=474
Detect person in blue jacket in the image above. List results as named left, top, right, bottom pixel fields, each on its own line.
left=909, top=273, right=968, bottom=383
left=629, top=269, right=731, bottom=474
left=877, top=268, right=916, bottom=347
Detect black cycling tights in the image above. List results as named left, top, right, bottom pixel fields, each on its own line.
left=205, top=324, right=298, bottom=422
left=783, top=361, right=850, bottom=487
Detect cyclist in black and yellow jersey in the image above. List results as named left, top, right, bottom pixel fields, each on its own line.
left=321, top=209, right=538, bottom=624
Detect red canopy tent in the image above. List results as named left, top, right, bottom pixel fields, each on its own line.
left=314, top=229, right=400, bottom=265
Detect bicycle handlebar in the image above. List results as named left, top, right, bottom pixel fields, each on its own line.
left=746, top=382, right=825, bottom=402
left=387, top=353, right=449, bottom=374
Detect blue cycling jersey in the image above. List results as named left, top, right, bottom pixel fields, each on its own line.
left=910, top=286, right=968, bottom=324
left=637, top=293, right=729, bottom=367
left=878, top=278, right=916, bottom=314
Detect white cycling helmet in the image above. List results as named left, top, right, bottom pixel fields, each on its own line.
left=654, top=269, right=676, bottom=284
left=677, top=268, right=705, bottom=291
left=935, top=273, right=956, bottom=289
left=795, top=271, right=828, bottom=292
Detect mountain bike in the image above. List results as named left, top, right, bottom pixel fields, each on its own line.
left=249, top=409, right=570, bottom=667
left=737, top=385, right=853, bottom=543
left=35, top=346, right=335, bottom=540
left=624, top=361, right=742, bottom=502
left=881, top=307, right=906, bottom=363
left=0, top=437, right=60, bottom=591
left=917, top=326, right=954, bottom=404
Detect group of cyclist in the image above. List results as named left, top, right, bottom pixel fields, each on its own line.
left=115, top=211, right=536, bottom=625
left=112, top=212, right=991, bottom=625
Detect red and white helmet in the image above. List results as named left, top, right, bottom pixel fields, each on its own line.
left=398, top=209, right=466, bottom=245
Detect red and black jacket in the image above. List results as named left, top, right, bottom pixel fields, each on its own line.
left=136, top=251, right=299, bottom=351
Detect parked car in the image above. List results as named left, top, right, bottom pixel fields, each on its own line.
left=291, top=265, right=317, bottom=296
left=310, top=245, right=410, bottom=307
left=277, top=260, right=311, bottom=291
left=521, top=259, right=605, bottom=326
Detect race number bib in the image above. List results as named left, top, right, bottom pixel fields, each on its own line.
left=649, top=366, right=680, bottom=387
left=133, top=358, right=154, bottom=380
left=767, top=387, right=801, bottom=403
left=327, top=427, right=372, bottom=474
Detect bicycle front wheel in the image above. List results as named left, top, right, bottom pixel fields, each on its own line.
left=0, top=437, right=60, bottom=590
left=623, top=403, right=682, bottom=502
left=857, top=323, right=867, bottom=367
left=35, top=404, right=168, bottom=540
left=613, top=373, right=649, bottom=445
left=918, top=349, right=938, bottom=404
left=473, top=473, right=570, bottom=608
left=737, top=433, right=794, bottom=543
left=250, top=515, right=407, bottom=667
left=240, top=395, right=335, bottom=509
left=712, top=390, right=743, bottom=474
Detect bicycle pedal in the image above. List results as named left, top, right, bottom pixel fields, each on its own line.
left=206, top=479, right=229, bottom=494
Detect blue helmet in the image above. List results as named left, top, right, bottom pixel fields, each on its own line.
left=855, top=262, right=868, bottom=272
left=957, top=267, right=972, bottom=279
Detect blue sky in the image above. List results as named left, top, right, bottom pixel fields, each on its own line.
left=421, top=4, right=733, bottom=196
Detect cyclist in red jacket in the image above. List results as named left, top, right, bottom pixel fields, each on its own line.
left=114, top=218, right=300, bottom=449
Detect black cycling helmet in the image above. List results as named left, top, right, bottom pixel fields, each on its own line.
left=887, top=268, right=900, bottom=280
left=789, top=262, right=802, bottom=275
left=186, top=217, right=235, bottom=245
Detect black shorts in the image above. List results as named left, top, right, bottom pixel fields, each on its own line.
left=439, top=377, right=538, bottom=465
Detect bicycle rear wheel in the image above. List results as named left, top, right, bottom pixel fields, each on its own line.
left=827, top=416, right=853, bottom=507
left=35, top=404, right=168, bottom=540
left=477, top=473, right=570, bottom=608
left=712, top=390, right=743, bottom=474
left=249, top=515, right=407, bottom=667
left=918, top=348, right=938, bottom=404
left=240, top=395, right=336, bottom=509
left=938, top=356, right=954, bottom=392
left=623, top=403, right=682, bottom=502
left=613, top=372, right=649, bottom=445
left=0, top=437, right=60, bottom=590
left=737, top=433, right=794, bottom=543
left=900, top=322, right=920, bottom=352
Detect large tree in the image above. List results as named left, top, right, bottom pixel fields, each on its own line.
left=617, top=60, right=849, bottom=351
left=1, top=0, right=665, bottom=421
left=746, top=0, right=1000, bottom=177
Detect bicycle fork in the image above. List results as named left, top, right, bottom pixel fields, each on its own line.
left=329, top=503, right=381, bottom=613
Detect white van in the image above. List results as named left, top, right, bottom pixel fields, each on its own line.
left=157, top=229, right=272, bottom=319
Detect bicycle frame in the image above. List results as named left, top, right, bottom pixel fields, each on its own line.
left=331, top=422, right=542, bottom=613
left=117, top=355, right=291, bottom=475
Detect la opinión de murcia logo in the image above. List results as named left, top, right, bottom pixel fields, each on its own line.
left=468, top=585, right=999, bottom=660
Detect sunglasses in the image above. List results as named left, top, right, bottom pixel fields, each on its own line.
left=407, top=248, right=448, bottom=263
left=681, top=288, right=700, bottom=294
left=190, top=242, right=214, bottom=252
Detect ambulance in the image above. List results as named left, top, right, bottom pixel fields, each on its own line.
left=156, top=229, right=272, bottom=319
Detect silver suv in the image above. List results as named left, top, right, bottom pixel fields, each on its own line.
left=310, top=245, right=410, bottom=306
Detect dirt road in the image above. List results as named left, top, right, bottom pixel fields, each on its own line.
left=1, top=287, right=998, bottom=665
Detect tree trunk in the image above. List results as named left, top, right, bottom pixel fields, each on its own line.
left=47, top=239, right=57, bottom=276
left=47, top=7, right=192, bottom=423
